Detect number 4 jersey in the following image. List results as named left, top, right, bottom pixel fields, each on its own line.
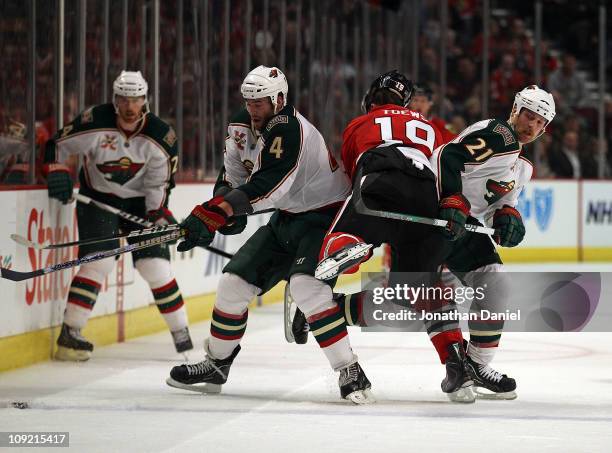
left=341, top=104, right=444, bottom=179
left=431, top=118, right=532, bottom=226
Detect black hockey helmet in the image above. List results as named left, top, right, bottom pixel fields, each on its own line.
left=361, top=70, right=414, bottom=113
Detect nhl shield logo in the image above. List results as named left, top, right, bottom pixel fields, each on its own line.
left=534, top=188, right=553, bottom=231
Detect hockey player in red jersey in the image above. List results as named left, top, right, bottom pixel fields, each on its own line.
left=318, top=70, right=445, bottom=278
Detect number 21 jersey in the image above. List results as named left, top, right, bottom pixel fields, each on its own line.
left=341, top=104, right=444, bottom=179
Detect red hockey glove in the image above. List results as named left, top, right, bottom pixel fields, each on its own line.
left=177, top=197, right=229, bottom=252
left=147, top=207, right=178, bottom=226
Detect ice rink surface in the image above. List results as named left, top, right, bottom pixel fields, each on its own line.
left=1, top=264, right=612, bottom=453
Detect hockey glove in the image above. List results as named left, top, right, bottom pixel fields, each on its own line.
left=43, top=163, right=73, bottom=204
left=218, top=216, right=247, bottom=236
left=439, top=193, right=470, bottom=241
left=493, top=205, right=525, bottom=247
left=147, top=207, right=178, bottom=226
left=147, top=207, right=179, bottom=245
left=177, top=197, right=229, bottom=252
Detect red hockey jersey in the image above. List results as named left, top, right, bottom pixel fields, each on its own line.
left=341, top=104, right=444, bottom=179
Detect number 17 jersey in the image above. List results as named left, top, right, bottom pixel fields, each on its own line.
left=341, top=104, right=444, bottom=179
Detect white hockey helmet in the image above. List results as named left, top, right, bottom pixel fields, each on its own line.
left=113, top=70, right=150, bottom=114
left=511, top=85, right=556, bottom=124
left=241, top=65, right=288, bottom=109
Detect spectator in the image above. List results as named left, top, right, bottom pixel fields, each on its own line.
left=548, top=130, right=596, bottom=178
left=547, top=54, right=587, bottom=112
left=490, top=53, right=526, bottom=117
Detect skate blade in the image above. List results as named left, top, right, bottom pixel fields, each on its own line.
left=446, top=386, right=476, bottom=403
left=315, top=243, right=373, bottom=280
left=474, top=387, right=517, bottom=400
left=54, top=346, right=91, bottom=362
left=345, top=388, right=376, bottom=405
left=283, top=283, right=296, bottom=343
left=165, top=377, right=222, bottom=394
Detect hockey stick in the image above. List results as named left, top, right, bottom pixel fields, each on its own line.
left=1, top=230, right=183, bottom=282
left=11, top=224, right=180, bottom=251
left=73, top=193, right=232, bottom=258
left=352, top=169, right=497, bottom=236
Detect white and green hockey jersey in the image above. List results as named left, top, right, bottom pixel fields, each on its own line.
left=45, top=103, right=177, bottom=211
left=216, top=106, right=350, bottom=213
left=430, top=118, right=532, bottom=226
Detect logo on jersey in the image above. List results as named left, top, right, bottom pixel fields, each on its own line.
left=484, top=179, right=515, bottom=205
left=164, top=127, right=177, bottom=147
left=534, top=188, right=553, bottom=231
left=97, top=157, right=144, bottom=185
left=101, top=134, right=118, bottom=151
left=242, top=159, right=254, bottom=174
left=233, top=130, right=247, bottom=150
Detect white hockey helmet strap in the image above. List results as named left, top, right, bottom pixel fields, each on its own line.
left=113, top=70, right=150, bottom=115
left=241, top=65, right=289, bottom=110
left=511, top=85, right=555, bottom=124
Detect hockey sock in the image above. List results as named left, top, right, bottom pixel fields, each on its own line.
left=337, top=292, right=366, bottom=327
left=466, top=341, right=498, bottom=365
left=64, top=275, right=102, bottom=329
left=308, top=305, right=356, bottom=370
left=151, top=279, right=187, bottom=331
left=209, top=308, right=249, bottom=360
left=430, top=329, right=465, bottom=364
left=468, top=314, right=503, bottom=352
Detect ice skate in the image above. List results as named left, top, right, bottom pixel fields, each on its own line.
left=338, top=361, right=374, bottom=404
left=55, top=323, right=94, bottom=362
left=315, top=242, right=373, bottom=280
left=466, top=355, right=517, bottom=400
left=166, top=341, right=240, bottom=394
left=441, top=342, right=475, bottom=403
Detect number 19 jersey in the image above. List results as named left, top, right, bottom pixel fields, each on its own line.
left=341, top=104, right=444, bottom=179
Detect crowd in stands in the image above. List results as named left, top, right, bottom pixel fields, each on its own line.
left=0, top=0, right=610, bottom=184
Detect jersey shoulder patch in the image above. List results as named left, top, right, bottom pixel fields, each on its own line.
left=492, top=121, right=517, bottom=146
left=58, top=103, right=115, bottom=138
left=265, top=114, right=289, bottom=132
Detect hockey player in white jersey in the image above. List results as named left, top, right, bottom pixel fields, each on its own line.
left=428, top=85, right=556, bottom=399
left=166, top=66, right=374, bottom=403
left=44, top=70, right=192, bottom=360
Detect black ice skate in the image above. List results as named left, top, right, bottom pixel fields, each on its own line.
left=338, top=361, right=374, bottom=404
left=315, top=242, right=373, bottom=280
left=441, top=342, right=475, bottom=403
left=55, top=323, right=94, bottom=362
left=171, top=327, right=194, bottom=354
left=466, top=355, right=517, bottom=400
left=166, top=342, right=241, bottom=394
left=291, top=308, right=309, bottom=344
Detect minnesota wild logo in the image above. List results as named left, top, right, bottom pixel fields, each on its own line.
left=97, top=157, right=144, bottom=185
left=484, top=179, right=515, bottom=205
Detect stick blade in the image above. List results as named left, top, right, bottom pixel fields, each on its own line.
left=1, top=267, right=37, bottom=282
left=10, top=234, right=46, bottom=249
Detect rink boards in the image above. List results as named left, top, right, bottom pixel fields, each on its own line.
left=0, top=180, right=611, bottom=371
